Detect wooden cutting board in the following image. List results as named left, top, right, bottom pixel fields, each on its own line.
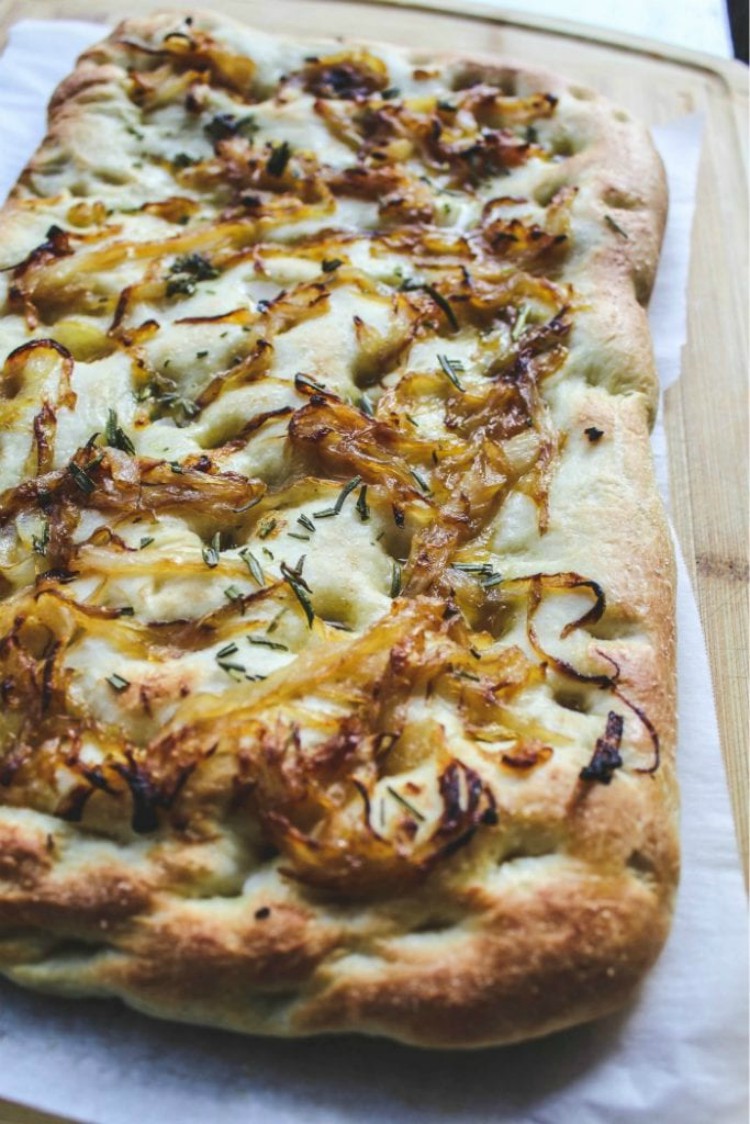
left=0, top=3, right=745, bottom=1120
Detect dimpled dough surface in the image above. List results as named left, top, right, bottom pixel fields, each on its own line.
left=0, top=10, right=676, bottom=1047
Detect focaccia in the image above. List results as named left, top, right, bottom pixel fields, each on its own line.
left=0, top=10, right=677, bottom=1047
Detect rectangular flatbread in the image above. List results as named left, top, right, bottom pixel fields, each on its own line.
left=0, top=10, right=677, bottom=1047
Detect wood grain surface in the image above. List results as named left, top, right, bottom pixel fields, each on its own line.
left=0, top=2, right=746, bottom=1121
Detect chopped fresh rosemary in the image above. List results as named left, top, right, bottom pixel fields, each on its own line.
left=257, top=517, right=277, bottom=539
left=158, top=390, right=200, bottom=426
left=224, top=584, right=243, bottom=602
left=172, top=152, right=196, bottom=168
left=204, top=112, right=258, bottom=145
left=281, top=561, right=314, bottom=627
left=386, top=785, right=425, bottom=822
left=217, top=660, right=247, bottom=679
left=247, top=635, right=288, bottom=651
left=334, top=476, right=362, bottom=514
left=104, top=409, right=136, bottom=454
left=423, top=284, right=458, bottom=331
left=288, top=532, right=310, bottom=542
left=266, top=607, right=287, bottom=634
left=216, top=642, right=238, bottom=659
left=232, top=495, right=262, bottom=514
left=166, top=253, right=219, bottom=297
left=321, top=258, right=343, bottom=273
left=32, top=521, right=49, bottom=556
left=239, top=548, right=265, bottom=586
left=452, top=560, right=503, bottom=589
left=410, top=468, right=430, bottom=493
left=359, top=394, right=375, bottom=417
left=311, top=479, right=360, bottom=520
left=106, top=673, right=130, bottom=692
left=202, top=532, right=221, bottom=568
left=604, top=214, right=629, bottom=239
left=356, top=484, right=370, bottom=522
left=139, top=536, right=154, bottom=549
left=390, top=560, right=402, bottom=598
left=68, top=462, right=96, bottom=495
left=267, top=140, right=291, bottom=177
left=438, top=354, right=465, bottom=392
left=381, top=87, right=400, bottom=100
left=297, top=514, right=315, bottom=533
left=451, top=561, right=494, bottom=574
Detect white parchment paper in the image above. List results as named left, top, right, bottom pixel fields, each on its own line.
left=0, top=21, right=746, bottom=1124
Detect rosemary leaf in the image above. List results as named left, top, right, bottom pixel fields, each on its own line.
left=247, top=636, right=288, bottom=651
left=239, top=549, right=265, bottom=586
left=267, top=140, right=291, bottom=177
left=334, top=475, right=362, bottom=514
left=438, top=354, right=465, bottom=392
left=281, top=562, right=314, bottom=627
left=106, top=673, right=130, bottom=692
left=104, top=408, right=136, bottom=454
left=356, top=484, right=370, bottom=522
left=604, top=213, right=629, bottom=239
left=32, top=521, right=49, bottom=556
left=202, top=531, right=221, bottom=568
left=68, top=462, right=96, bottom=495
left=424, top=284, right=458, bottom=330
left=386, top=785, right=425, bottom=821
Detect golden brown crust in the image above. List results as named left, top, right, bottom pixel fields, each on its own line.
left=0, top=10, right=676, bottom=1047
